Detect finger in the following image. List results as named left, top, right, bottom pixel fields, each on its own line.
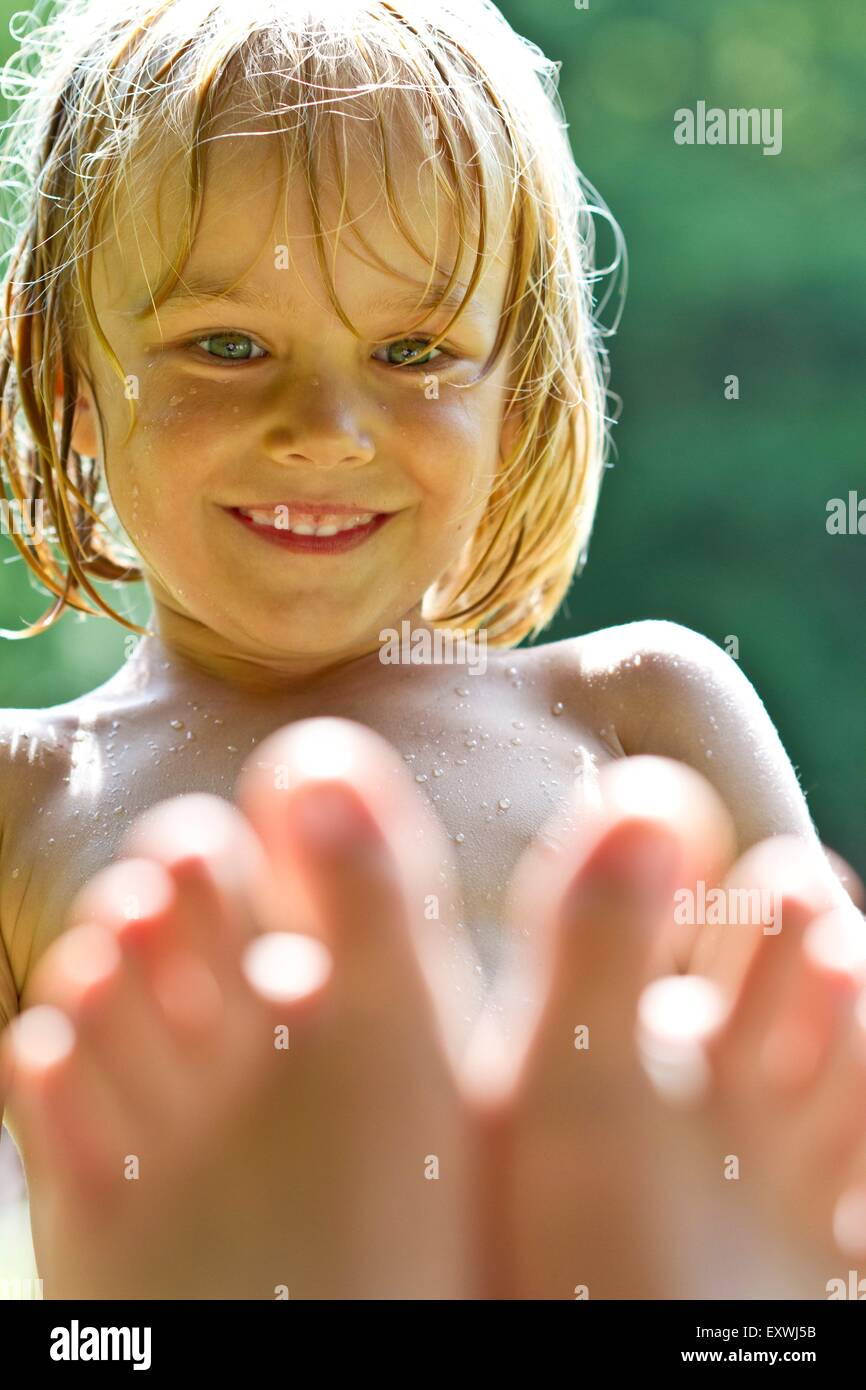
left=235, top=716, right=482, bottom=1058
left=704, top=840, right=843, bottom=1092
left=504, top=754, right=736, bottom=996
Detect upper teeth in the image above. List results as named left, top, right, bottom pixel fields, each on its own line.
left=239, top=508, right=377, bottom=535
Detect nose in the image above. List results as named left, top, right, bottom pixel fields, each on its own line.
left=262, top=378, right=376, bottom=471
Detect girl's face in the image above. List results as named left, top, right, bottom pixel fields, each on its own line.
left=69, top=120, right=518, bottom=679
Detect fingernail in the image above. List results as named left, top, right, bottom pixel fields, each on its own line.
left=243, top=932, right=332, bottom=1002
left=7, top=1006, right=76, bottom=1068
left=582, top=823, right=681, bottom=900
left=288, top=782, right=377, bottom=849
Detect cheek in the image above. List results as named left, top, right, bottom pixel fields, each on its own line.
left=396, top=388, right=499, bottom=505
left=101, top=443, right=202, bottom=572
left=101, top=379, right=224, bottom=519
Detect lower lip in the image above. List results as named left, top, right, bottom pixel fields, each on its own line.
left=227, top=508, right=393, bottom=554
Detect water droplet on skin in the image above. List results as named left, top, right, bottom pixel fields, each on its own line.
left=498, top=797, right=511, bottom=811
left=511, top=737, right=522, bottom=746
left=169, top=719, right=184, bottom=730
left=552, top=702, right=564, bottom=716
left=455, top=687, right=469, bottom=696
left=456, top=758, right=467, bottom=766
left=705, top=749, right=714, bottom=758
left=404, top=753, right=416, bottom=762
left=512, top=720, right=525, bottom=730
left=415, top=773, right=428, bottom=783
left=11, top=868, right=19, bottom=878
left=454, top=832, right=465, bottom=844
left=507, top=666, right=518, bottom=677
left=227, top=745, right=239, bottom=753
left=634, top=654, right=641, bottom=666
left=465, top=739, right=478, bottom=749
left=213, top=718, right=224, bottom=727
left=433, top=768, right=444, bottom=778
left=480, top=731, right=490, bottom=741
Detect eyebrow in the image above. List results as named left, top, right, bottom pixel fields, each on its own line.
left=131, top=278, right=493, bottom=326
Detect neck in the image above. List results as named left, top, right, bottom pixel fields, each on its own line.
left=128, top=595, right=442, bottom=701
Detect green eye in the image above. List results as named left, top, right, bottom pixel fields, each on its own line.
left=377, top=337, right=443, bottom=368
left=188, top=332, right=445, bottom=368
left=194, top=333, right=266, bottom=362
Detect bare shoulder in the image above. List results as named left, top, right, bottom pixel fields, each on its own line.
left=0, top=696, right=107, bottom=854
left=0, top=702, right=83, bottom=796
left=543, top=618, right=735, bottom=690
left=569, top=618, right=750, bottom=738
left=533, top=620, right=724, bottom=741
left=545, top=620, right=823, bottom=856
left=0, top=703, right=81, bottom=1030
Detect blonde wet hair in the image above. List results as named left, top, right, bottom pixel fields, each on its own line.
left=0, top=0, right=624, bottom=645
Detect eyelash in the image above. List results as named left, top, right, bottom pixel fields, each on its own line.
left=187, top=331, right=449, bottom=371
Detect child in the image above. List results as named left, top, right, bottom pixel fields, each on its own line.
left=0, top=0, right=863, bottom=1299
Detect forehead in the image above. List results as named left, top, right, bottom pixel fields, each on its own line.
left=92, top=106, right=513, bottom=325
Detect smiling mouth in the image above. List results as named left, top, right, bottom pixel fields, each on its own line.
left=225, top=504, right=394, bottom=553
left=233, top=505, right=382, bottom=537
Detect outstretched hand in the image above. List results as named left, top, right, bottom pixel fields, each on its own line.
left=466, top=751, right=866, bottom=1298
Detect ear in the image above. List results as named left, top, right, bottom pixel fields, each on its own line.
left=53, top=359, right=99, bottom=457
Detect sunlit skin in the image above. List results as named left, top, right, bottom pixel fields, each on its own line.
left=0, top=108, right=864, bottom=1298
left=4, top=737, right=865, bottom=1299
left=482, top=759, right=866, bottom=1298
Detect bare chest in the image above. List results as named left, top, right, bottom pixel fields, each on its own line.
left=7, top=656, right=623, bottom=1001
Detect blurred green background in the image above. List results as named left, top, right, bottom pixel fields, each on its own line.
left=0, top=0, right=863, bottom=882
